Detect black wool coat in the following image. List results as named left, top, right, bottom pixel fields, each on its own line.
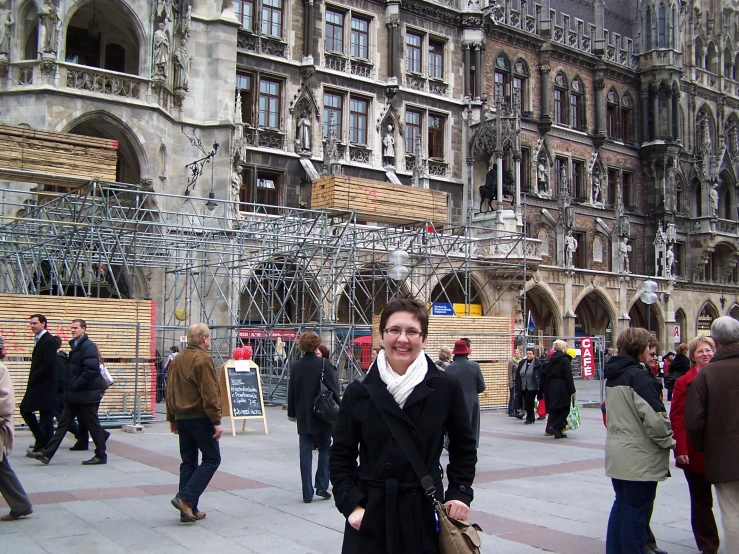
left=330, top=356, right=478, bottom=554
left=287, top=352, right=340, bottom=435
left=445, top=356, right=486, bottom=444
left=55, top=351, right=69, bottom=395
left=66, top=334, right=102, bottom=405
left=20, top=331, right=58, bottom=412
left=546, top=351, right=576, bottom=410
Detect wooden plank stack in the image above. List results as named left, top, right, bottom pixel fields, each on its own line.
left=311, top=175, right=449, bottom=226
left=0, top=123, right=118, bottom=187
left=0, top=295, right=155, bottom=424
left=371, top=314, right=513, bottom=408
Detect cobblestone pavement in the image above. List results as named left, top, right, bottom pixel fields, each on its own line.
left=0, top=404, right=722, bottom=553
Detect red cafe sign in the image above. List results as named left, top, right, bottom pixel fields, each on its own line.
left=580, top=336, right=595, bottom=379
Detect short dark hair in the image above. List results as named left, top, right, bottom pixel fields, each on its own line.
left=298, top=331, right=321, bottom=353
left=30, top=314, right=47, bottom=328
left=72, top=318, right=87, bottom=329
left=170, top=345, right=179, bottom=353
left=616, top=327, right=651, bottom=360
left=379, top=295, right=429, bottom=338
left=317, top=345, right=330, bottom=359
left=54, top=335, right=63, bottom=349
left=461, top=337, right=471, bottom=347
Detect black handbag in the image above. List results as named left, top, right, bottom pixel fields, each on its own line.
left=313, top=361, right=339, bottom=423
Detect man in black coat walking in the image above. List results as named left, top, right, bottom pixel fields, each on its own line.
left=446, top=339, right=486, bottom=446
left=29, top=319, right=107, bottom=466
left=21, top=314, right=57, bottom=452
left=287, top=331, right=340, bottom=503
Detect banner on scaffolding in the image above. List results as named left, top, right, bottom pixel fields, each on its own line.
left=580, top=336, right=595, bottom=379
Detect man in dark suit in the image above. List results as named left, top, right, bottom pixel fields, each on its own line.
left=446, top=339, right=486, bottom=446
left=21, top=314, right=57, bottom=453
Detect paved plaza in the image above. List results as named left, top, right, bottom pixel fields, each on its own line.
left=1, top=404, right=722, bottom=553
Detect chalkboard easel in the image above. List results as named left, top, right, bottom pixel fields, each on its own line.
left=219, top=359, right=268, bottom=436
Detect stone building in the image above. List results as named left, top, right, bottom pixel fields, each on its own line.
left=0, top=0, right=738, bottom=351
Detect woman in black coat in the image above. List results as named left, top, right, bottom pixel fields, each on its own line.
left=330, top=297, right=477, bottom=554
left=545, top=340, right=576, bottom=439
left=287, top=332, right=340, bottom=503
left=666, top=343, right=690, bottom=400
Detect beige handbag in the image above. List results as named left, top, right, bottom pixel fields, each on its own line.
left=434, top=501, right=483, bottom=554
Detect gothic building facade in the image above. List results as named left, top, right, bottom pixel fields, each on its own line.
left=0, top=0, right=738, bottom=350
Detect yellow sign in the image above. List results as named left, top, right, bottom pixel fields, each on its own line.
left=453, top=303, right=483, bottom=317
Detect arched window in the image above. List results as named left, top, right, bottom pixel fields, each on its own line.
left=735, top=53, right=739, bottom=80
left=691, top=180, right=702, bottom=217
left=494, top=54, right=511, bottom=103
left=719, top=183, right=732, bottom=220
left=621, top=93, right=634, bottom=142
left=725, top=48, right=733, bottom=78
left=645, top=7, right=652, bottom=50
left=707, top=42, right=718, bottom=73
left=553, top=72, right=568, bottom=125
left=570, top=77, right=584, bottom=129
left=606, top=88, right=619, bottom=138
left=513, top=58, right=530, bottom=113
left=675, top=177, right=684, bottom=213
left=670, top=6, right=676, bottom=47
left=695, top=38, right=705, bottom=69
left=658, top=3, right=666, bottom=47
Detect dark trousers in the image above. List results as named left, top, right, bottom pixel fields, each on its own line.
left=606, top=478, right=658, bottom=554
left=41, top=403, right=106, bottom=460
left=299, top=430, right=331, bottom=501
left=507, top=387, right=515, bottom=415
left=0, top=456, right=32, bottom=515
left=522, top=390, right=537, bottom=423
left=547, top=406, right=569, bottom=433
left=52, top=395, right=80, bottom=441
left=21, top=409, right=53, bottom=449
left=176, top=418, right=221, bottom=509
left=683, top=469, right=720, bottom=552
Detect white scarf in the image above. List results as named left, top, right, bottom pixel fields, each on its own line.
left=376, top=349, right=428, bottom=408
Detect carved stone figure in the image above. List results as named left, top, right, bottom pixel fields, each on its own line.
left=383, top=124, right=395, bottom=162
left=537, top=161, right=549, bottom=194
left=591, top=172, right=602, bottom=204
left=619, top=237, right=632, bottom=274
left=37, top=0, right=60, bottom=54
left=565, top=232, right=578, bottom=268
left=179, top=4, right=191, bottom=35
left=0, top=0, right=14, bottom=56
left=665, top=244, right=674, bottom=278
left=173, top=38, right=192, bottom=91
left=231, top=165, right=242, bottom=203
left=709, top=184, right=719, bottom=216
left=156, top=0, right=173, bottom=21
left=559, top=164, right=568, bottom=195
left=296, top=111, right=312, bottom=152
left=153, top=23, right=170, bottom=78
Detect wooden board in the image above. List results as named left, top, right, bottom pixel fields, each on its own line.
left=0, top=123, right=118, bottom=186
left=311, top=175, right=448, bottom=226
left=0, top=295, right=155, bottom=422
left=219, top=360, right=268, bottom=435
left=372, top=314, right=513, bottom=408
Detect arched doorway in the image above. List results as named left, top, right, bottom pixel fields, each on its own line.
left=674, top=308, right=687, bottom=347
left=696, top=302, right=719, bottom=337
left=730, top=305, right=739, bottom=321
left=628, top=297, right=663, bottom=337
left=336, top=264, right=405, bottom=326
left=573, top=290, right=616, bottom=346
left=524, top=284, right=562, bottom=337
left=429, top=273, right=484, bottom=315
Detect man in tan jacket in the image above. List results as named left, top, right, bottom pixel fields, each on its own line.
left=166, top=323, right=222, bottom=522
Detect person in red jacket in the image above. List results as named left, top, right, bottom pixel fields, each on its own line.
left=669, top=336, right=720, bottom=554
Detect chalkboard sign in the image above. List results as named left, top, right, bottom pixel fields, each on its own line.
left=219, top=360, right=268, bottom=435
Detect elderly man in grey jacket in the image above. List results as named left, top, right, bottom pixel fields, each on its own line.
left=446, top=338, right=486, bottom=446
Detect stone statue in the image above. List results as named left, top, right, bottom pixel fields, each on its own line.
left=709, top=184, right=719, bottom=216
left=565, top=232, right=578, bottom=268
left=383, top=124, right=395, bottom=163
left=173, top=38, right=193, bottom=91
left=560, top=164, right=568, bottom=195
left=296, top=111, right=312, bottom=152
left=591, top=172, right=602, bottom=204
left=156, top=0, right=173, bottom=21
left=619, top=237, right=632, bottom=274
left=179, top=4, right=191, bottom=35
left=0, top=0, right=14, bottom=56
left=37, top=0, right=60, bottom=54
left=665, top=244, right=674, bottom=278
left=153, top=23, right=170, bottom=78
left=537, top=161, right=549, bottom=194
left=231, top=165, right=242, bottom=202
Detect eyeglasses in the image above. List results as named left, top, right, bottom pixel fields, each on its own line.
left=383, top=327, right=424, bottom=339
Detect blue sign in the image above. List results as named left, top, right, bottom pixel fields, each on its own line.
left=431, top=302, right=454, bottom=316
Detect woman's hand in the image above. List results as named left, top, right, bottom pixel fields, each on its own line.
left=348, top=506, right=365, bottom=531
left=677, top=454, right=689, bottom=465
left=444, top=499, right=469, bottom=521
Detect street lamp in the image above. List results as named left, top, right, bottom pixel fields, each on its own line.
left=387, top=249, right=409, bottom=281
left=640, top=279, right=659, bottom=334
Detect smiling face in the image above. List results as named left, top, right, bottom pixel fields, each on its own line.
left=380, top=311, right=426, bottom=375
left=693, top=342, right=714, bottom=369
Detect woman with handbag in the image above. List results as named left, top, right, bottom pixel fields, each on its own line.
left=545, top=341, right=576, bottom=439
left=287, top=332, right=340, bottom=504
left=330, top=296, right=478, bottom=554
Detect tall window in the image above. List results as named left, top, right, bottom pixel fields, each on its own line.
left=623, top=172, right=634, bottom=209
left=554, top=157, right=567, bottom=195
left=606, top=89, right=618, bottom=138
left=235, top=0, right=254, bottom=30
left=428, top=114, right=444, bottom=159
left=349, top=97, right=368, bottom=145
left=323, top=92, right=343, bottom=138
left=572, top=160, right=585, bottom=201
left=255, top=171, right=280, bottom=213
left=554, top=73, right=567, bottom=125
left=607, top=168, right=619, bottom=206
left=675, top=178, right=684, bottom=213
left=573, top=231, right=586, bottom=268
left=325, top=9, right=344, bottom=53
left=521, top=147, right=531, bottom=191
left=658, top=3, right=666, bottom=48
left=261, top=0, right=283, bottom=37
left=236, top=73, right=254, bottom=125
left=645, top=7, right=652, bottom=50
left=405, top=110, right=421, bottom=154
left=513, top=59, right=530, bottom=111
left=494, top=54, right=511, bottom=102
left=429, top=40, right=443, bottom=79
left=405, top=32, right=422, bottom=74
left=621, top=94, right=633, bottom=141
left=258, top=79, right=280, bottom=128
left=570, top=78, right=584, bottom=129
left=350, top=16, right=369, bottom=59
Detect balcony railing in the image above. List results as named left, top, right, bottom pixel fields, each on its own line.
left=60, top=63, right=147, bottom=100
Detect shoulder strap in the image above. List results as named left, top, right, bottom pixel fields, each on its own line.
left=365, top=384, right=437, bottom=501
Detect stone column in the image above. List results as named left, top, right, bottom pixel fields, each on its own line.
left=642, top=88, right=650, bottom=141
left=652, top=91, right=659, bottom=140
left=672, top=89, right=681, bottom=141
left=496, top=153, right=504, bottom=221
left=463, top=43, right=471, bottom=98
left=472, top=45, right=481, bottom=101
left=594, top=79, right=605, bottom=136
left=303, top=0, right=314, bottom=62
left=466, top=156, right=475, bottom=228
left=478, top=43, right=485, bottom=100
left=667, top=91, right=673, bottom=141
left=514, top=153, right=522, bottom=227
left=538, top=62, right=551, bottom=133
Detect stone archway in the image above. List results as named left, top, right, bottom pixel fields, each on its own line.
left=696, top=302, right=720, bottom=337
left=336, top=264, right=407, bottom=325
left=628, top=296, right=664, bottom=338
left=730, top=304, right=739, bottom=321
left=429, top=272, right=485, bottom=314
left=573, top=288, right=617, bottom=344
left=524, top=282, right=563, bottom=336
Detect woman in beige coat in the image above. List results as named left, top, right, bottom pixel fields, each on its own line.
left=0, top=336, right=33, bottom=521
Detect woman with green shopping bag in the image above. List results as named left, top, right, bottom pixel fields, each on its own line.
left=544, top=340, right=576, bottom=439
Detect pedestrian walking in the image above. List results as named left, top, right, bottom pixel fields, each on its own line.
left=29, top=319, right=108, bottom=466
left=516, top=349, right=543, bottom=424
left=669, top=336, right=720, bottom=554
left=166, top=323, right=222, bottom=522
left=0, top=336, right=33, bottom=522
left=287, top=332, right=340, bottom=503
left=446, top=338, right=486, bottom=446
left=50, top=335, right=81, bottom=448
left=685, top=316, right=739, bottom=554
left=544, top=340, right=575, bottom=439
left=21, top=314, right=57, bottom=453
left=666, top=343, right=689, bottom=401
left=507, top=348, right=522, bottom=416
left=435, top=345, right=452, bottom=370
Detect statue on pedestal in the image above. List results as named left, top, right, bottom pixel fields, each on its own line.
left=709, top=184, right=719, bottom=216
left=383, top=125, right=395, bottom=165
left=296, top=111, right=312, bottom=152
left=37, top=0, right=60, bottom=54
left=619, top=237, right=631, bottom=274
left=0, top=0, right=14, bottom=57
left=565, top=232, right=578, bottom=268
left=153, top=23, right=170, bottom=78
left=173, top=37, right=193, bottom=91
left=665, top=244, right=674, bottom=278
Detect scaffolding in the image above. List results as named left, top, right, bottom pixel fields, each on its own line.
left=0, top=179, right=539, bottom=397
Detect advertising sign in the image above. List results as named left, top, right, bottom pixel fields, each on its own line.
left=580, top=336, right=595, bottom=379
left=452, top=303, right=483, bottom=317
left=431, top=302, right=455, bottom=316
